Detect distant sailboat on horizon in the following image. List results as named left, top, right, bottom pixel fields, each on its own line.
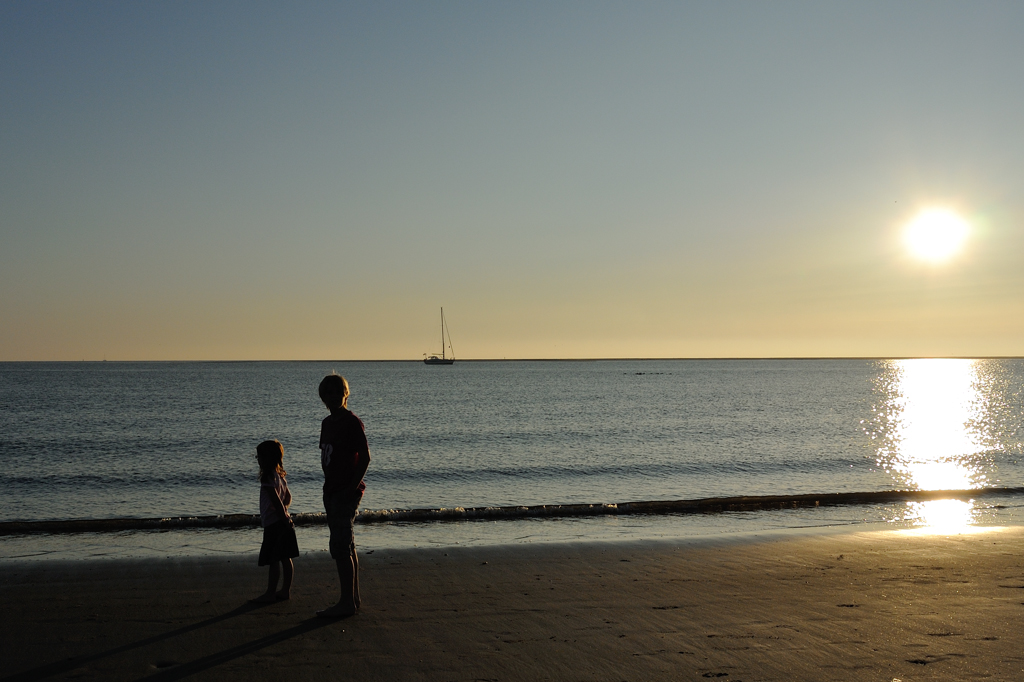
left=423, top=307, right=455, bottom=365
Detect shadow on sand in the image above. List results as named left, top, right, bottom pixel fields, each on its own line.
left=2, top=600, right=336, bottom=682
left=132, top=617, right=335, bottom=681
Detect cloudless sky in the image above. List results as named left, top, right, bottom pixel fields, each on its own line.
left=2, top=1, right=1022, bottom=360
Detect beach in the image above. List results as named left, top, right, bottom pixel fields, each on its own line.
left=4, top=526, right=1024, bottom=681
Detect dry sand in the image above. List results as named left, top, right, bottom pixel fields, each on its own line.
left=3, top=526, right=1024, bottom=681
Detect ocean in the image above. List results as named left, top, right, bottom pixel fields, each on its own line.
left=3, top=358, right=1023, bottom=560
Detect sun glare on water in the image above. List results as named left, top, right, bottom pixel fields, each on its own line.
left=903, top=208, right=969, bottom=263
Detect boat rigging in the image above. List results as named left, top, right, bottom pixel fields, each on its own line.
left=423, top=307, right=455, bottom=365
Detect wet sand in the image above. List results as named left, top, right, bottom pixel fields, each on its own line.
left=3, top=526, right=1024, bottom=681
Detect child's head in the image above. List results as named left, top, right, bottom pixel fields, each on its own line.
left=255, top=439, right=286, bottom=483
left=319, top=373, right=350, bottom=410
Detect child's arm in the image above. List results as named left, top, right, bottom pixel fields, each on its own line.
left=342, top=448, right=371, bottom=496
left=266, top=481, right=292, bottom=525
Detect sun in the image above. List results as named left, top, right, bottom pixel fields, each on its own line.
left=903, top=209, right=969, bottom=263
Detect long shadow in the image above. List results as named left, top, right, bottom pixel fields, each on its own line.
left=3, top=601, right=268, bottom=682
left=133, top=618, right=336, bottom=681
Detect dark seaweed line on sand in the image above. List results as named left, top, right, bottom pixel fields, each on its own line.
left=3, top=487, right=1023, bottom=535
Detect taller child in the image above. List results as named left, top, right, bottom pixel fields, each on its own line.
left=316, top=373, right=371, bottom=618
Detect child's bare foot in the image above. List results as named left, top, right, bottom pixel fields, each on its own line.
left=249, top=593, right=277, bottom=604
left=316, top=602, right=356, bottom=618
left=275, top=590, right=290, bottom=600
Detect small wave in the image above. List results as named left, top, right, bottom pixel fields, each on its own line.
left=3, top=487, right=1024, bottom=535
left=364, top=456, right=863, bottom=484
left=5, top=456, right=865, bottom=488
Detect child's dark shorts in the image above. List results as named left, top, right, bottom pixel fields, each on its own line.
left=324, top=490, right=362, bottom=560
left=258, top=519, right=300, bottom=566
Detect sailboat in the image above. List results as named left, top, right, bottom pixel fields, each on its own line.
left=423, top=307, right=455, bottom=365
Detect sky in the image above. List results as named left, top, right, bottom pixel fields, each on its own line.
left=2, top=1, right=1022, bottom=361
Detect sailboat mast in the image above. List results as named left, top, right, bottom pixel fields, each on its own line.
left=440, top=307, right=445, bottom=360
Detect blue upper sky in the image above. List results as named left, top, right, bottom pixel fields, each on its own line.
left=2, top=1, right=1022, bottom=359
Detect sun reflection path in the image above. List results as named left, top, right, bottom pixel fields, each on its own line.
left=903, top=499, right=978, bottom=534
left=872, top=359, right=990, bottom=530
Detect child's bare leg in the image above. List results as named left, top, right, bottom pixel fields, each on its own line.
left=317, top=554, right=357, bottom=617
left=251, top=562, right=281, bottom=603
left=317, top=504, right=359, bottom=618
left=352, top=546, right=360, bottom=609
left=268, top=560, right=281, bottom=594
left=276, top=558, right=293, bottom=600
left=336, top=554, right=356, bottom=611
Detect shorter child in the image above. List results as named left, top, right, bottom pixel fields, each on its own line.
left=251, top=439, right=299, bottom=603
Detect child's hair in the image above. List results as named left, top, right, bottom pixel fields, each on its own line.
left=319, top=373, right=350, bottom=410
left=255, top=440, right=287, bottom=483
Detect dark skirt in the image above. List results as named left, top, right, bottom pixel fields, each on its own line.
left=258, top=519, right=299, bottom=566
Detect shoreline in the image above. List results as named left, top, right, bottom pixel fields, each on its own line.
left=5, top=486, right=1023, bottom=535
left=4, top=526, right=1024, bottom=680
left=4, top=497, right=1024, bottom=563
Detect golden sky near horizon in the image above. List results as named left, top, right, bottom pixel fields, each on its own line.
left=2, top=3, right=1022, bottom=360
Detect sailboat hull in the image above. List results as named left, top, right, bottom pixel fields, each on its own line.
left=423, top=357, right=454, bottom=365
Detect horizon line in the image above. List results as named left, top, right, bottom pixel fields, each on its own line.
left=3, top=356, right=1023, bottom=363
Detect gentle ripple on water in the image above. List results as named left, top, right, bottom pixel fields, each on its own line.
left=2, top=358, right=1024, bottom=556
